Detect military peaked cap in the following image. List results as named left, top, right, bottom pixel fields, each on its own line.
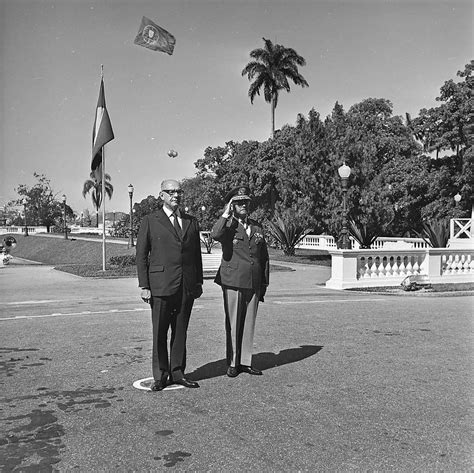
left=225, top=185, right=252, bottom=203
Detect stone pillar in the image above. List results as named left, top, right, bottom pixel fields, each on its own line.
left=325, top=250, right=359, bottom=289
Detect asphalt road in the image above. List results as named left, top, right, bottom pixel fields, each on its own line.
left=0, top=259, right=472, bottom=472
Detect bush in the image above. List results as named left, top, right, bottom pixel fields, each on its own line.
left=349, top=218, right=380, bottom=249
left=267, top=212, right=313, bottom=256
left=413, top=219, right=450, bottom=248
left=200, top=231, right=218, bottom=254
left=109, top=254, right=136, bottom=267
left=51, top=225, right=71, bottom=235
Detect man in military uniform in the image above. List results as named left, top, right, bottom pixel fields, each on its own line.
left=211, top=185, right=269, bottom=377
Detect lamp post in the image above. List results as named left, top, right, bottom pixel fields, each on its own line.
left=128, top=184, right=134, bottom=248
left=80, top=212, right=84, bottom=227
left=200, top=205, right=206, bottom=230
left=22, top=198, right=28, bottom=237
left=453, top=192, right=462, bottom=219
left=62, top=195, right=68, bottom=239
left=338, top=163, right=351, bottom=249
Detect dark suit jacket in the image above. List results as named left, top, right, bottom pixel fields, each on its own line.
left=211, top=216, right=269, bottom=291
left=136, top=208, right=203, bottom=297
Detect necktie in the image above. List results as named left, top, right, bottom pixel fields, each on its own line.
left=172, top=212, right=182, bottom=239
left=241, top=220, right=250, bottom=236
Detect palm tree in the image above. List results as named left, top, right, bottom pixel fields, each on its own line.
left=82, top=172, right=113, bottom=227
left=242, top=38, right=309, bottom=137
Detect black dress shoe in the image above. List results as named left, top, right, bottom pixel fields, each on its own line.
left=226, top=366, right=240, bottom=378
left=151, top=376, right=168, bottom=391
left=240, top=365, right=262, bottom=375
left=173, top=377, right=200, bottom=388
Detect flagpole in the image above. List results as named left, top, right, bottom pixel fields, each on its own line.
left=102, top=145, right=106, bottom=271
left=101, top=65, right=106, bottom=271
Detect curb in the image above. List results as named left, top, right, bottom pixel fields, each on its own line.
left=344, top=289, right=474, bottom=297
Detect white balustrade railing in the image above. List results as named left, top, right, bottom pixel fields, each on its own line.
left=296, top=235, right=338, bottom=249
left=450, top=218, right=472, bottom=240
left=439, top=250, right=473, bottom=275
left=297, top=234, right=427, bottom=250
left=358, top=251, right=426, bottom=280
left=326, top=248, right=474, bottom=289
left=0, top=226, right=47, bottom=235
left=0, top=225, right=105, bottom=236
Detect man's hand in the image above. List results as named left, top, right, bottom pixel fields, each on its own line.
left=140, top=288, right=151, bottom=304
left=259, top=285, right=267, bottom=302
left=222, top=199, right=233, bottom=218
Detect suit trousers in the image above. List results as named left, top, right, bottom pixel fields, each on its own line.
left=150, top=285, right=194, bottom=381
left=222, top=286, right=260, bottom=367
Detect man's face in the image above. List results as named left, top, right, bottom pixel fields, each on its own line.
left=160, top=180, right=183, bottom=211
left=232, top=199, right=250, bottom=219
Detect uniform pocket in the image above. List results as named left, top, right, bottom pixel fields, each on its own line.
left=149, top=265, right=164, bottom=272
left=223, top=261, right=238, bottom=269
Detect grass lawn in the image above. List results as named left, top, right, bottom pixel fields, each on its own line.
left=6, top=234, right=137, bottom=278
left=267, top=247, right=331, bottom=266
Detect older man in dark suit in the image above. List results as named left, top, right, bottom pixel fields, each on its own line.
left=136, top=179, right=203, bottom=391
left=211, top=185, right=269, bottom=378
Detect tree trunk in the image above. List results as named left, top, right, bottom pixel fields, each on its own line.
left=271, top=95, right=276, bottom=138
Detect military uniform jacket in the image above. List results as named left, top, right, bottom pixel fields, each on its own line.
left=136, top=208, right=203, bottom=297
left=211, top=216, right=269, bottom=291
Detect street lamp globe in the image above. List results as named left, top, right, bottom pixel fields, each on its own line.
left=62, top=194, right=67, bottom=204
left=201, top=206, right=206, bottom=212
left=128, top=184, right=134, bottom=197
left=22, top=197, right=28, bottom=205
left=454, top=193, right=461, bottom=203
left=338, top=163, right=351, bottom=180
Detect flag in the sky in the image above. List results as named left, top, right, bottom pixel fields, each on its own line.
left=134, top=16, right=176, bottom=55
left=91, top=78, right=114, bottom=177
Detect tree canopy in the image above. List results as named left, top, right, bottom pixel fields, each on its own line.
left=184, top=61, right=472, bottom=242
left=8, top=173, right=72, bottom=230
left=242, top=38, right=309, bottom=137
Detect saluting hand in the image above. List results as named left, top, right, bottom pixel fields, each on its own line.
left=222, top=199, right=234, bottom=218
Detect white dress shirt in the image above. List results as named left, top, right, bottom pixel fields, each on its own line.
left=163, top=206, right=182, bottom=229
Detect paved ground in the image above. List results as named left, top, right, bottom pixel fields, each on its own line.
left=0, top=258, right=472, bottom=472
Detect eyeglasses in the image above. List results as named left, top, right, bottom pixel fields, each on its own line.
left=233, top=200, right=250, bottom=206
left=162, top=189, right=184, bottom=196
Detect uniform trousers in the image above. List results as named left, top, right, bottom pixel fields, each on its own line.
left=150, top=284, right=194, bottom=382
left=222, top=286, right=260, bottom=367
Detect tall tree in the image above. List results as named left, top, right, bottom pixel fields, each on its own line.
left=412, top=61, right=473, bottom=215
left=11, top=173, right=65, bottom=231
left=82, top=172, right=114, bottom=227
left=323, top=98, right=422, bottom=238
left=241, top=38, right=309, bottom=137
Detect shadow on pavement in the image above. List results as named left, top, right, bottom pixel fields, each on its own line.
left=188, top=345, right=323, bottom=381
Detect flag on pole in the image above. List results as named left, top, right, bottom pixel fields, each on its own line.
left=134, top=16, right=176, bottom=55
left=91, top=78, right=114, bottom=180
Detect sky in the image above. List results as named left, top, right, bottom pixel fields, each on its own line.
left=1, top=0, right=472, bottom=215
